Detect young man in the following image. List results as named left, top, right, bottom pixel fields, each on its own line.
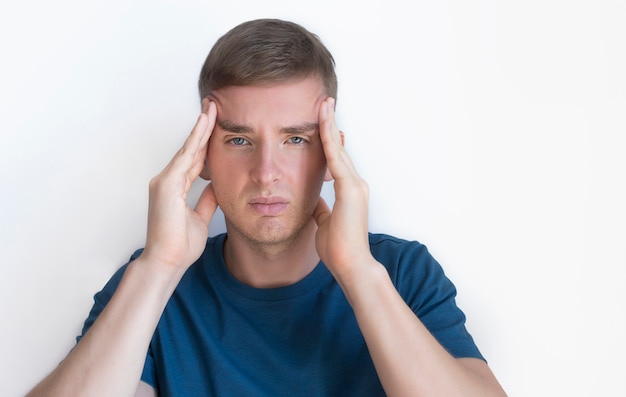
left=28, top=19, right=506, bottom=396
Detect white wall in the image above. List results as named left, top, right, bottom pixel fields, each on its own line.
left=1, top=1, right=624, bottom=395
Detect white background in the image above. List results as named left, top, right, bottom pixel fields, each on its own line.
left=1, top=1, right=625, bottom=396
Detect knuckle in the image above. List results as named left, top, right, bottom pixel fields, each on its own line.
left=148, top=179, right=161, bottom=196
left=148, top=176, right=159, bottom=190
left=149, top=173, right=169, bottom=194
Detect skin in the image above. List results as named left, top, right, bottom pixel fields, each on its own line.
left=205, top=78, right=331, bottom=287
left=27, top=76, right=506, bottom=397
left=27, top=102, right=220, bottom=397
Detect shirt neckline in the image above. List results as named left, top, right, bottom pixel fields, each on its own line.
left=208, top=233, right=333, bottom=301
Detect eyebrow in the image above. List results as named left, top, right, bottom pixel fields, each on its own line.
left=281, top=122, right=319, bottom=135
left=217, top=119, right=253, bottom=134
left=217, top=119, right=319, bottom=135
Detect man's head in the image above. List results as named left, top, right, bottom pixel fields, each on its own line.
left=198, top=19, right=337, bottom=101
left=198, top=20, right=339, bottom=251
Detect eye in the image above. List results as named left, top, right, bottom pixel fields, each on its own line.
left=288, top=136, right=306, bottom=145
left=228, top=137, right=249, bottom=146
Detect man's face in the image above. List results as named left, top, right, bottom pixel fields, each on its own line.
left=206, top=77, right=330, bottom=248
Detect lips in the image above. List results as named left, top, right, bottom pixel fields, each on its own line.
left=249, top=197, right=289, bottom=216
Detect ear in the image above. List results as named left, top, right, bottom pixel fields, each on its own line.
left=323, top=131, right=345, bottom=181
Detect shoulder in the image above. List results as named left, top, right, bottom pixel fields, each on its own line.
left=99, top=234, right=226, bottom=298
left=368, top=232, right=436, bottom=275
left=368, top=232, right=455, bottom=302
left=368, top=233, right=425, bottom=252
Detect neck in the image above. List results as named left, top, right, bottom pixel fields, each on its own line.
left=223, top=219, right=320, bottom=288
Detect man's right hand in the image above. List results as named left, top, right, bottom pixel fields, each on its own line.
left=26, top=101, right=220, bottom=397
left=142, top=99, right=218, bottom=272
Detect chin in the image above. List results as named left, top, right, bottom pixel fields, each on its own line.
left=234, top=218, right=310, bottom=249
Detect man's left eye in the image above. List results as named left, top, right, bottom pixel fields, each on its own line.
left=289, top=136, right=305, bottom=144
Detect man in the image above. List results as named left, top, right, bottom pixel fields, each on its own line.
left=28, top=19, right=506, bottom=396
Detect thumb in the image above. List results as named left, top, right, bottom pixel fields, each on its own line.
left=194, top=183, right=218, bottom=224
left=312, top=197, right=331, bottom=227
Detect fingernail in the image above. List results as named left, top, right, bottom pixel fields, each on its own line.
left=325, top=99, right=334, bottom=118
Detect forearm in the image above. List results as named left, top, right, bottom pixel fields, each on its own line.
left=337, top=258, right=506, bottom=397
left=27, top=257, right=184, bottom=397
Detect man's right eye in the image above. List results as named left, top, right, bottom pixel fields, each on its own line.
left=229, top=137, right=248, bottom=146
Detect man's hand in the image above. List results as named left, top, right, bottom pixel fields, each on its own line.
left=313, top=98, right=374, bottom=282
left=312, top=99, right=507, bottom=397
left=142, top=99, right=219, bottom=271
left=26, top=102, right=221, bottom=397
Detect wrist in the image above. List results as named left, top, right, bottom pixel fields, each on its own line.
left=333, top=256, right=389, bottom=303
left=129, top=255, right=188, bottom=297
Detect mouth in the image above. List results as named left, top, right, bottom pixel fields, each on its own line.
left=249, top=196, right=289, bottom=216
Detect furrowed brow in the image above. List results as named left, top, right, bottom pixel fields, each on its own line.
left=281, top=122, right=319, bottom=135
left=217, top=119, right=253, bottom=134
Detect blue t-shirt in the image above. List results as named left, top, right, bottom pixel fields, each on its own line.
left=79, top=233, right=483, bottom=396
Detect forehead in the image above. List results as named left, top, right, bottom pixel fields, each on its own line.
left=210, top=77, right=327, bottom=125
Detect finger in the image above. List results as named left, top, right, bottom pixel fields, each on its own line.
left=170, top=114, right=208, bottom=173
left=196, top=101, right=217, bottom=181
left=188, top=101, right=217, bottom=160
left=318, top=98, right=358, bottom=181
left=194, top=183, right=218, bottom=224
left=188, top=102, right=217, bottom=177
left=312, top=196, right=331, bottom=227
left=319, top=98, right=341, bottom=149
left=170, top=101, right=216, bottom=177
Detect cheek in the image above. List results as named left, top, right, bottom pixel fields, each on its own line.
left=207, top=143, right=232, bottom=178
left=308, top=148, right=329, bottom=179
left=291, top=153, right=327, bottom=190
left=206, top=146, right=237, bottom=196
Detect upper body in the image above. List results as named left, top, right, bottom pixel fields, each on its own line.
left=27, top=19, right=507, bottom=397
left=80, top=233, right=484, bottom=396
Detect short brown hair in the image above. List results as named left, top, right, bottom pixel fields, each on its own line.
left=198, top=19, right=337, bottom=100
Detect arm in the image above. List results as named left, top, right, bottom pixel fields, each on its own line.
left=27, top=101, right=218, bottom=397
left=313, top=98, right=506, bottom=397
left=135, top=381, right=157, bottom=397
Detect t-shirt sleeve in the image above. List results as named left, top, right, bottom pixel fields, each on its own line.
left=75, top=249, right=159, bottom=388
left=371, top=235, right=485, bottom=361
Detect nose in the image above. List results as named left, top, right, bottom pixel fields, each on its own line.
left=249, top=141, right=283, bottom=185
